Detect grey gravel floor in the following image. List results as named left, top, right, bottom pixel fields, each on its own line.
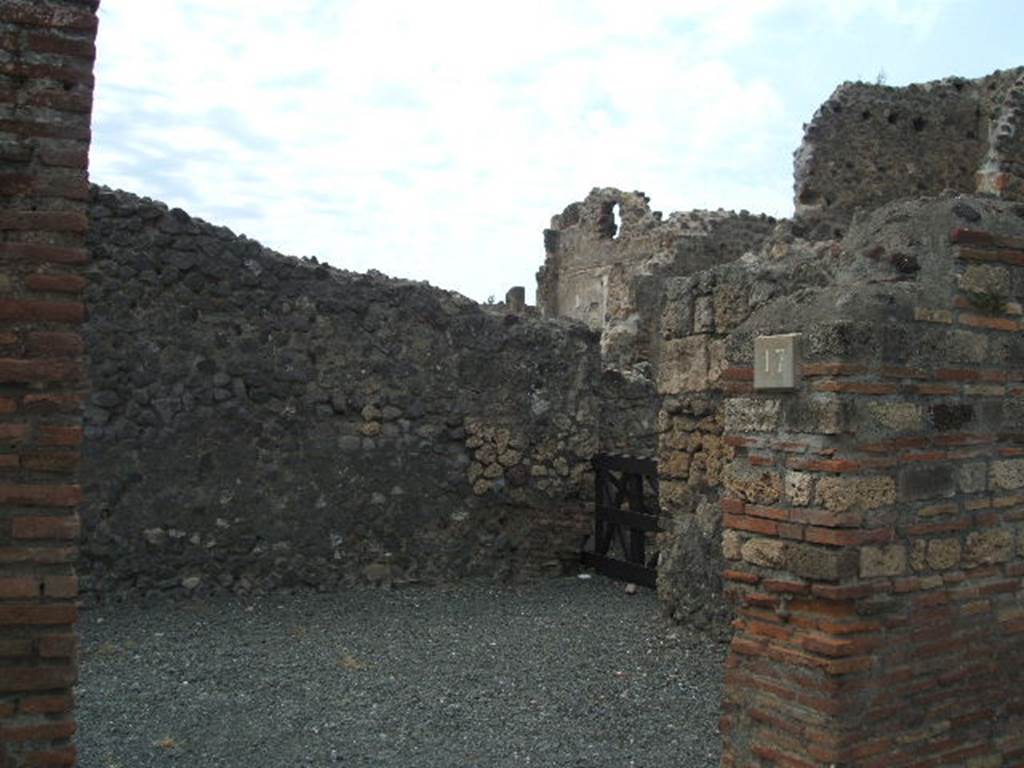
left=76, top=576, right=725, bottom=767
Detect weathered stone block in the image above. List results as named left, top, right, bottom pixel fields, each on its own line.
left=964, top=529, right=1015, bottom=567
left=740, top=537, right=785, bottom=568
left=991, top=459, right=1024, bottom=491
left=657, top=336, right=709, bottom=395
left=693, top=295, right=714, bottom=333
left=783, top=395, right=847, bottom=435
left=723, top=397, right=781, bottom=433
left=786, top=542, right=854, bottom=581
left=723, top=464, right=782, bottom=505
left=860, top=544, right=907, bottom=578
left=660, top=451, right=691, bottom=479
left=960, top=264, right=1010, bottom=296
left=899, top=465, right=956, bottom=501
left=926, top=538, right=962, bottom=570
left=910, top=539, right=928, bottom=572
left=864, top=401, right=924, bottom=433
left=785, top=470, right=813, bottom=507
left=659, top=479, right=695, bottom=514
left=816, top=475, right=896, bottom=513
left=722, top=529, right=743, bottom=560
left=944, top=329, right=990, bottom=365
left=956, top=462, right=988, bottom=494
left=707, top=339, right=728, bottom=386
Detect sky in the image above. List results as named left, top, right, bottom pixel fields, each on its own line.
left=91, top=1, right=1022, bottom=304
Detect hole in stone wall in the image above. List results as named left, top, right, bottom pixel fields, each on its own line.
left=597, top=202, right=620, bottom=239
left=912, top=116, right=927, bottom=132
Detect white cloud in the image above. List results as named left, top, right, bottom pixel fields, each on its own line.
left=92, top=0, right=979, bottom=302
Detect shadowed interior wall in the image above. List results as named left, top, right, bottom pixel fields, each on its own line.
left=78, top=188, right=638, bottom=599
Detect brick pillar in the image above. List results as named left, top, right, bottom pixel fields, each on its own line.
left=0, top=2, right=99, bottom=766
left=719, top=229, right=1024, bottom=765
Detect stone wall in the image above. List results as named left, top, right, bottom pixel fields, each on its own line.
left=0, top=2, right=99, bottom=766
left=536, top=187, right=776, bottom=368
left=718, top=195, right=1024, bottom=765
left=795, top=67, right=1024, bottom=240
left=79, top=187, right=622, bottom=600
left=654, top=233, right=837, bottom=636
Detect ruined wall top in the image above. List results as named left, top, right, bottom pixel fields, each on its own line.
left=794, top=66, right=1024, bottom=239
left=536, top=187, right=775, bottom=334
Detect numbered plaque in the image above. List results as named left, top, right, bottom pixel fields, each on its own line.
left=754, top=333, right=800, bottom=390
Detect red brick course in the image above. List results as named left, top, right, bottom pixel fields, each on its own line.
left=720, top=231, right=1024, bottom=766
left=0, top=2, right=97, bottom=763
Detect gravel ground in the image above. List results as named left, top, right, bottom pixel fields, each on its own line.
left=76, top=576, right=725, bottom=767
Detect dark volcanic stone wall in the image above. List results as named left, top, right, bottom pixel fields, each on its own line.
left=81, top=187, right=606, bottom=599
left=794, top=67, right=1024, bottom=239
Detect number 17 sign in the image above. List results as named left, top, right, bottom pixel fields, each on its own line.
left=753, top=333, right=801, bottom=391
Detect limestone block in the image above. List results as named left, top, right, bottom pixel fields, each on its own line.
left=707, top=339, right=728, bottom=387
left=723, top=464, right=782, bottom=505
left=787, top=542, right=853, bottom=581
left=956, top=462, right=988, bottom=494
left=991, top=459, right=1024, bottom=491
left=713, top=284, right=749, bottom=332
left=784, top=471, right=813, bottom=507
left=741, top=537, right=786, bottom=568
left=926, top=538, right=962, bottom=570
left=657, top=336, right=709, bottom=395
left=659, top=480, right=694, bottom=514
left=910, top=540, right=928, bottom=572
left=964, top=529, right=1015, bottom=566
left=693, top=295, right=714, bottom=333
left=660, top=451, right=692, bottom=479
left=864, top=401, right=924, bottom=433
left=722, top=529, right=743, bottom=560
left=860, top=544, right=907, bottom=578
left=497, top=449, right=521, bottom=467
left=960, top=264, right=1010, bottom=296
left=723, top=397, right=781, bottom=434
left=816, top=475, right=896, bottom=513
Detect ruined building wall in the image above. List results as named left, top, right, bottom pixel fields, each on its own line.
left=795, top=67, right=1024, bottom=240
left=979, top=70, right=1024, bottom=200
left=535, top=64, right=1024, bottom=766
left=80, top=187, right=616, bottom=599
left=536, top=187, right=776, bottom=369
left=0, top=2, right=99, bottom=766
left=715, top=195, right=1024, bottom=765
left=653, top=238, right=839, bottom=636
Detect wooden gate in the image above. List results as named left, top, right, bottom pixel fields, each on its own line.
left=580, top=453, right=660, bottom=587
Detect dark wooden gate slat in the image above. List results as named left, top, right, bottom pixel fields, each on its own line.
left=584, top=453, right=660, bottom=586
left=594, top=506, right=660, bottom=531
